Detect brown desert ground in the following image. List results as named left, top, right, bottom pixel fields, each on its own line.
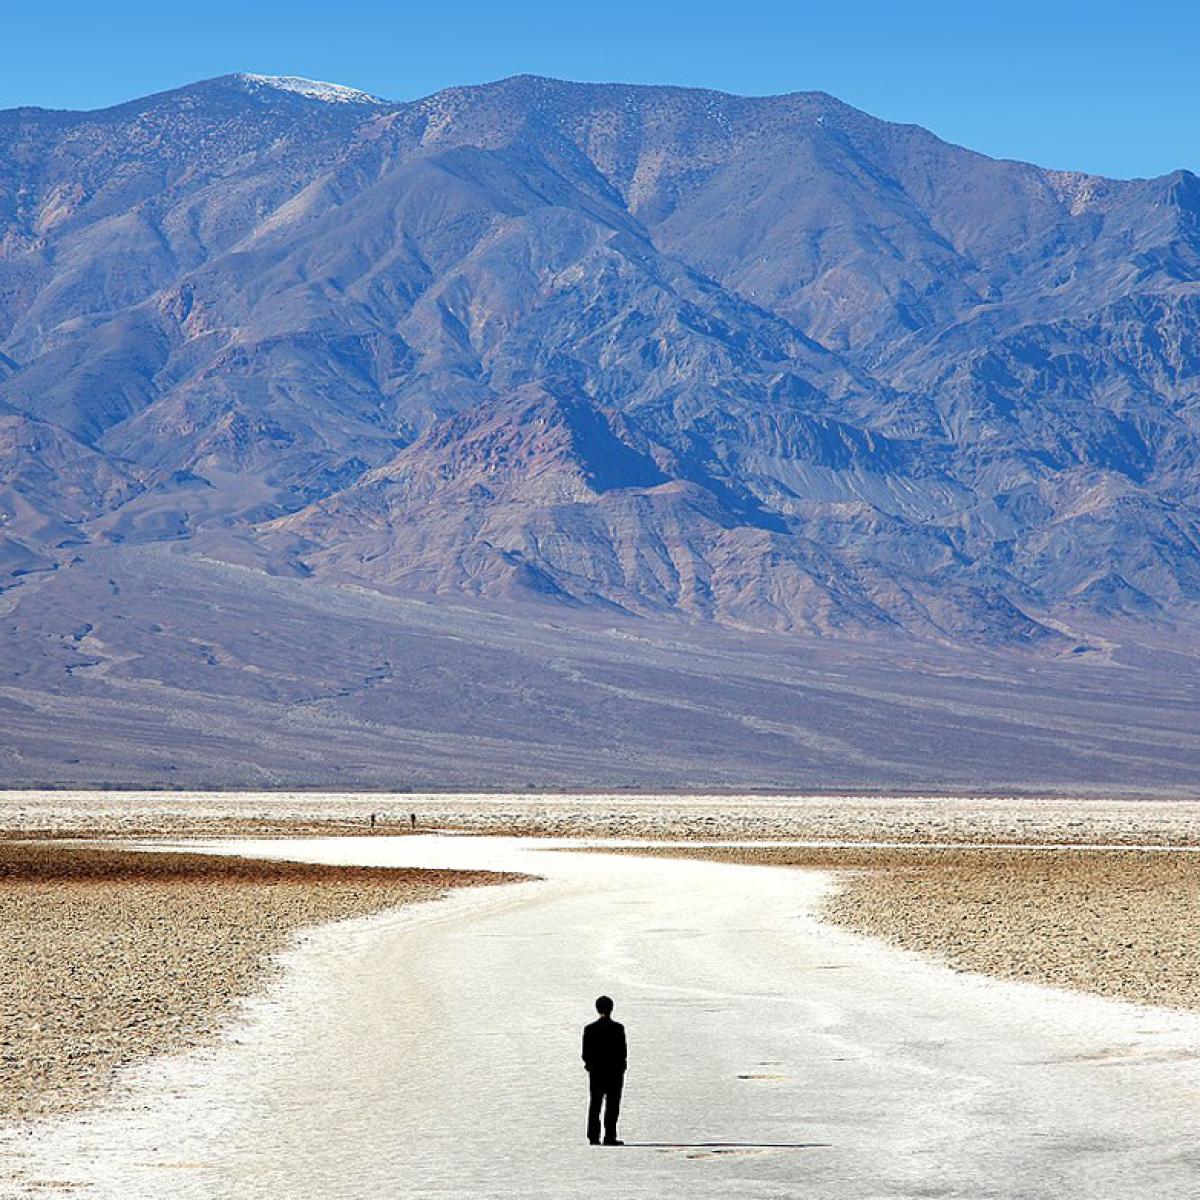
left=622, top=843, right=1200, bottom=1012
left=0, top=842, right=520, bottom=1121
left=3, top=792, right=1200, bottom=1125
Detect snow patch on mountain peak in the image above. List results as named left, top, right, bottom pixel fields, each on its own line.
left=238, top=74, right=384, bottom=105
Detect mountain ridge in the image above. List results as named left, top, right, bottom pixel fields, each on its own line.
left=2, top=72, right=1199, bottom=650
left=6, top=71, right=1188, bottom=183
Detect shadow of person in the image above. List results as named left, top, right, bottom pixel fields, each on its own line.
left=620, top=1141, right=831, bottom=1149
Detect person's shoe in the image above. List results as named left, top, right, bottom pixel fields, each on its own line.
left=603, top=1139, right=624, bottom=1146
left=589, top=1139, right=600, bottom=1145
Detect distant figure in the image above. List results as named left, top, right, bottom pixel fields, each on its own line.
left=370, top=812, right=376, bottom=829
left=582, top=995, right=627, bottom=1145
left=410, top=812, right=417, bottom=831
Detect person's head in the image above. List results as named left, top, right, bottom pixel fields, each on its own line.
left=595, top=995, right=614, bottom=1017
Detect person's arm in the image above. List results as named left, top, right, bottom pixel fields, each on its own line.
left=582, top=1025, right=592, bottom=1070
left=618, top=1025, right=627, bottom=1073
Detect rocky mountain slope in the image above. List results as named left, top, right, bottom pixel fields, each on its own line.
left=2, top=73, right=1199, bottom=646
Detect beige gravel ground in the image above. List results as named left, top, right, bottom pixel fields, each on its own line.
left=0, top=842, right=519, bottom=1121
left=621, top=843, right=1200, bottom=1012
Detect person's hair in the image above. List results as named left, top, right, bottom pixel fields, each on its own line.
left=595, top=995, right=614, bottom=1015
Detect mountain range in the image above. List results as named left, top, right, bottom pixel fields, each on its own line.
left=2, top=73, right=1199, bottom=788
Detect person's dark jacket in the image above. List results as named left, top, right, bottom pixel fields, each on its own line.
left=582, top=1016, right=627, bottom=1075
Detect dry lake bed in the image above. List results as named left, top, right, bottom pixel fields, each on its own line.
left=2, top=792, right=1199, bottom=1198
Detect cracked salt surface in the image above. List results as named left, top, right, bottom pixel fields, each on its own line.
left=5, top=836, right=1200, bottom=1198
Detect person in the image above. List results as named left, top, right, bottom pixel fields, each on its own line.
left=582, top=995, right=627, bottom=1145
left=410, top=812, right=416, bottom=831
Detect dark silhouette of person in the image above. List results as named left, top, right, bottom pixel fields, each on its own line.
left=582, top=995, right=627, bottom=1145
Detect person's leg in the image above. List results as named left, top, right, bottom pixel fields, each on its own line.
left=587, top=1073, right=604, bottom=1143
left=603, top=1076, right=623, bottom=1143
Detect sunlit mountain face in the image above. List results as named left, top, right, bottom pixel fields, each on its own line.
left=3, top=72, right=1200, bottom=650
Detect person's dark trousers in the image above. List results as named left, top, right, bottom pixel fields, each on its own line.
left=587, top=1071, right=624, bottom=1143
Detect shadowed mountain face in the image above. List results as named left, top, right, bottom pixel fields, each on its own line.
left=2, top=72, right=1200, bottom=646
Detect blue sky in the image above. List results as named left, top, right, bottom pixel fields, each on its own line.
left=2, top=0, right=1193, bottom=179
